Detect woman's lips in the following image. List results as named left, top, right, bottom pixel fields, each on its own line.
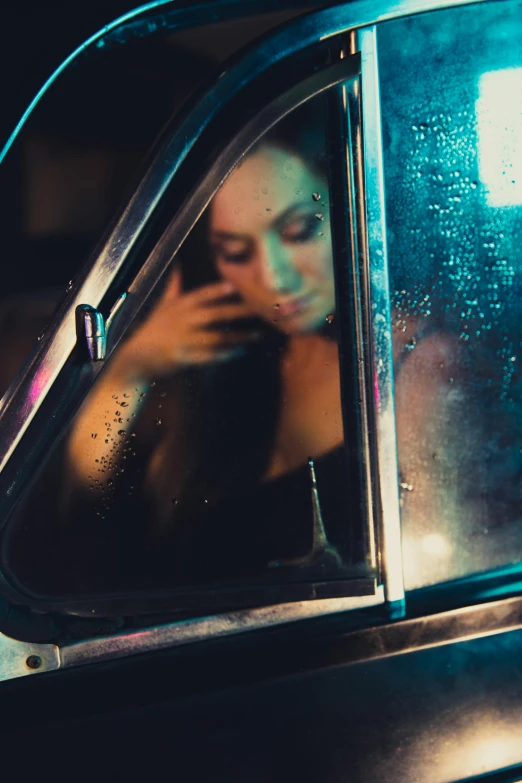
left=276, top=293, right=315, bottom=317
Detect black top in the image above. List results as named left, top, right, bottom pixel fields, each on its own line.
left=4, top=442, right=364, bottom=597
left=140, top=444, right=361, bottom=587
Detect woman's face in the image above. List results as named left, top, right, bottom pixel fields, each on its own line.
left=209, top=144, right=335, bottom=335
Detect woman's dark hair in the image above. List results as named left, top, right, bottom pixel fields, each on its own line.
left=144, top=93, right=332, bottom=531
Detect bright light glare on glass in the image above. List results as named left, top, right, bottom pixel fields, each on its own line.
left=440, top=722, right=522, bottom=783
left=421, top=534, right=449, bottom=558
left=476, top=67, right=522, bottom=207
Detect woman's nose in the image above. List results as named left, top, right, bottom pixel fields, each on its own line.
left=257, top=238, right=302, bottom=293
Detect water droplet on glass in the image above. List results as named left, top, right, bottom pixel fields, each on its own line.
left=400, top=482, right=414, bottom=492
left=325, top=314, right=335, bottom=324
left=121, top=402, right=129, bottom=407
left=118, top=430, right=126, bottom=436
left=315, top=213, right=324, bottom=221
left=171, top=498, right=178, bottom=505
left=91, top=433, right=97, bottom=439
left=312, top=192, right=321, bottom=202
left=274, top=303, right=280, bottom=310
left=155, top=418, right=162, bottom=425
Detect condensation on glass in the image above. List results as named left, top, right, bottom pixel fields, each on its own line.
left=3, top=88, right=373, bottom=600
left=379, top=0, right=522, bottom=589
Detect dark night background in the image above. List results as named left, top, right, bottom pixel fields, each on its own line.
left=0, top=0, right=312, bottom=393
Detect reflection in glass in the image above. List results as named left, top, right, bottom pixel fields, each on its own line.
left=5, top=92, right=368, bottom=598
left=477, top=67, right=522, bottom=208
left=380, top=0, right=522, bottom=588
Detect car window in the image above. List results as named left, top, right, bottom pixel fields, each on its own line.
left=3, top=85, right=378, bottom=610
left=380, top=0, right=522, bottom=589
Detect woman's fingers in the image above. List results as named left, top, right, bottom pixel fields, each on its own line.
left=185, top=280, right=236, bottom=306
left=160, top=265, right=183, bottom=302
left=184, top=346, right=246, bottom=364
left=130, top=275, right=259, bottom=373
left=187, top=329, right=260, bottom=349
left=191, top=301, right=253, bottom=325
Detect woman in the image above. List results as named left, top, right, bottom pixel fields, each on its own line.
left=61, top=98, right=367, bottom=590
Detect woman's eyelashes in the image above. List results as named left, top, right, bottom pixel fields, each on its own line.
left=212, top=239, right=253, bottom=265
left=212, top=214, right=323, bottom=265
left=279, top=213, right=321, bottom=243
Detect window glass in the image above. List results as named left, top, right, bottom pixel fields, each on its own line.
left=4, top=89, right=373, bottom=603
left=380, top=0, right=522, bottom=588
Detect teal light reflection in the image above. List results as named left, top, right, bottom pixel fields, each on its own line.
left=0, top=0, right=174, bottom=166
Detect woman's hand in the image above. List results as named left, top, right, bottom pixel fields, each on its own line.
left=114, top=267, right=259, bottom=383
left=67, top=266, right=259, bottom=484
